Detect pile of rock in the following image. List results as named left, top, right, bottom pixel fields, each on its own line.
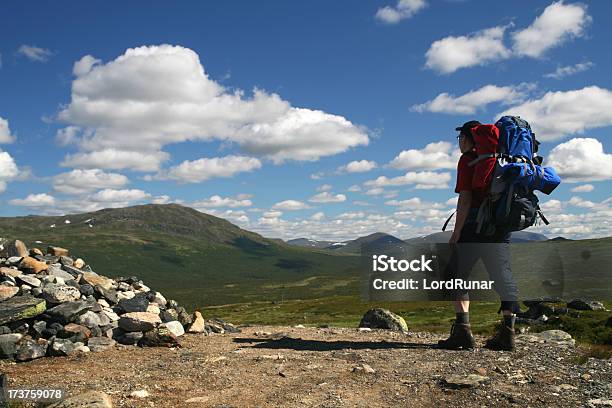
left=0, top=239, right=238, bottom=362
left=517, top=297, right=607, bottom=325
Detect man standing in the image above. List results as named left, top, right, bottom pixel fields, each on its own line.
left=437, top=121, right=520, bottom=351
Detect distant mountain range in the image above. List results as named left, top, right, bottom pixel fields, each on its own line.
left=287, top=230, right=551, bottom=253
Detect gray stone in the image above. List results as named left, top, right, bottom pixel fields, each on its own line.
left=114, top=329, right=143, bottom=345
left=6, top=256, right=23, bottom=266
left=16, top=275, right=42, bottom=288
left=0, top=333, right=23, bottom=358
left=41, top=283, right=81, bottom=304
left=162, top=321, right=185, bottom=337
left=87, top=336, right=116, bottom=352
left=139, top=326, right=180, bottom=348
left=567, top=299, right=607, bottom=311
left=47, top=391, right=113, bottom=408
left=359, top=308, right=408, bottom=333
left=15, top=338, right=47, bottom=361
left=49, top=338, right=76, bottom=356
left=46, top=300, right=92, bottom=324
left=76, top=311, right=102, bottom=329
left=48, top=265, right=75, bottom=281
left=0, top=286, right=19, bottom=301
left=118, top=312, right=161, bottom=332
left=0, top=295, right=46, bottom=325
left=118, top=295, right=149, bottom=313
left=160, top=308, right=179, bottom=323
left=94, top=286, right=118, bottom=304
left=442, top=374, right=489, bottom=388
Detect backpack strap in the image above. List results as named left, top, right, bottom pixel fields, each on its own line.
left=537, top=208, right=550, bottom=225
left=442, top=212, right=455, bottom=231
left=468, top=153, right=500, bottom=167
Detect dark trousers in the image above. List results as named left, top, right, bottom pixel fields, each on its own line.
left=448, top=221, right=520, bottom=313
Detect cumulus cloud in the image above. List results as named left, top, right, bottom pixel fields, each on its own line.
left=0, top=151, right=19, bottom=193
left=512, top=1, right=591, bottom=58
left=0, top=117, right=16, bottom=144
left=152, top=155, right=261, bottom=183
left=52, top=169, right=129, bottom=195
left=425, top=26, right=511, bottom=74
left=547, top=138, right=612, bottom=182
left=191, top=194, right=253, bottom=209
left=309, top=191, right=347, bottom=203
left=365, top=171, right=451, bottom=190
left=89, top=188, right=150, bottom=203
left=388, top=142, right=459, bottom=171
left=498, top=86, right=612, bottom=141
left=17, top=45, right=54, bottom=62
left=337, top=160, right=377, bottom=173
left=62, top=149, right=170, bottom=172
left=57, top=45, right=368, bottom=172
left=272, top=200, right=311, bottom=211
left=385, top=197, right=444, bottom=210
left=316, top=184, right=332, bottom=192
left=375, top=0, right=426, bottom=24
left=570, top=184, right=594, bottom=193
left=9, top=193, right=56, bottom=207
left=411, top=83, right=533, bottom=114
left=544, top=61, right=594, bottom=79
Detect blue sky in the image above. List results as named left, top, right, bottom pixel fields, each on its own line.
left=1, top=0, right=611, bottom=240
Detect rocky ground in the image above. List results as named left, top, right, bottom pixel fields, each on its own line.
left=1, top=325, right=611, bottom=408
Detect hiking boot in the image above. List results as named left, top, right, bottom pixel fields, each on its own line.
left=437, top=323, right=475, bottom=350
left=484, top=324, right=515, bottom=351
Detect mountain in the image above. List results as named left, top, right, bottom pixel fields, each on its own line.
left=404, top=230, right=549, bottom=244
left=286, top=238, right=335, bottom=249
left=321, top=232, right=405, bottom=254
left=0, top=204, right=361, bottom=308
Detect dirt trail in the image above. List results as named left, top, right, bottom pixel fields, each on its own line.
left=1, top=326, right=610, bottom=407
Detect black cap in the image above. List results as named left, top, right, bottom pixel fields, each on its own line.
left=455, top=120, right=481, bottom=135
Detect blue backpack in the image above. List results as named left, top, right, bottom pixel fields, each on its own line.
left=479, top=116, right=561, bottom=234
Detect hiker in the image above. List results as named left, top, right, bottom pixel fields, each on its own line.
left=437, top=120, right=520, bottom=351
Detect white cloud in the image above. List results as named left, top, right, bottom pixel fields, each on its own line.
left=309, top=191, right=347, bottom=203
left=544, top=61, right=594, bottom=79
left=316, top=184, right=332, bottom=192
left=0, top=151, right=19, bottom=193
left=337, top=160, right=377, bottom=173
left=498, top=86, right=612, bottom=140
left=375, top=0, right=426, bottom=24
left=191, top=194, right=252, bottom=209
left=152, top=195, right=171, bottom=204
left=17, top=45, right=54, bottom=62
left=89, top=189, right=150, bottom=203
left=9, top=193, right=56, bottom=207
left=347, top=185, right=362, bottom=192
left=425, top=26, right=511, bottom=74
left=62, top=149, right=170, bottom=172
left=570, top=184, right=594, bottom=193
left=411, top=84, right=533, bottom=114
left=385, top=197, right=444, bottom=210
left=53, top=169, right=129, bottom=195
left=512, top=1, right=591, bottom=58
left=310, top=211, right=325, bottom=221
left=263, top=210, right=283, bottom=218
left=272, top=200, right=311, bottom=211
left=57, top=45, right=368, bottom=171
left=0, top=117, right=16, bottom=144
left=446, top=197, right=458, bottom=206
left=388, top=142, right=459, bottom=171
left=364, top=171, right=451, bottom=190
left=56, top=126, right=81, bottom=146
left=548, top=138, right=612, bottom=182
left=153, top=155, right=261, bottom=183
left=73, top=55, right=101, bottom=76
left=568, top=196, right=595, bottom=208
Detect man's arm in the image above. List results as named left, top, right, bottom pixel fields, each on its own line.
left=449, top=190, right=472, bottom=243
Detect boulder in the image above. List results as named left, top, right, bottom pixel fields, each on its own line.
left=0, top=333, right=23, bottom=358
left=359, top=308, right=408, bottom=333
left=118, top=312, right=161, bottom=332
left=187, top=311, right=205, bottom=333
left=567, top=299, right=606, bottom=311
left=47, top=246, right=69, bottom=257
left=114, top=330, right=143, bottom=345
left=19, top=257, right=48, bottom=274
left=59, top=323, right=91, bottom=339
left=46, top=300, right=92, bottom=324
left=47, top=265, right=75, bottom=281
left=41, top=283, right=81, bottom=304
left=30, top=248, right=44, bottom=257
left=139, top=326, right=181, bottom=348
left=16, top=275, right=42, bottom=288
left=94, top=286, right=118, bottom=304
left=47, top=391, right=113, bottom=408
left=146, top=304, right=160, bottom=315
left=76, top=311, right=102, bottom=329
left=0, top=295, right=46, bottom=325
left=153, top=291, right=167, bottom=306
left=160, top=308, right=179, bottom=323
left=0, top=267, right=22, bottom=278
left=73, top=258, right=85, bottom=269
left=118, top=295, right=149, bottom=313
left=162, top=321, right=185, bottom=337
left=49, top=338, right=76, bottom=356
left=81, top=272, right=114, bottom=291
left=0, top=286, right=19, bottom=301
left=15, top=338, right=47, bottom=362
left=87, top=336, right=116, bottom=352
